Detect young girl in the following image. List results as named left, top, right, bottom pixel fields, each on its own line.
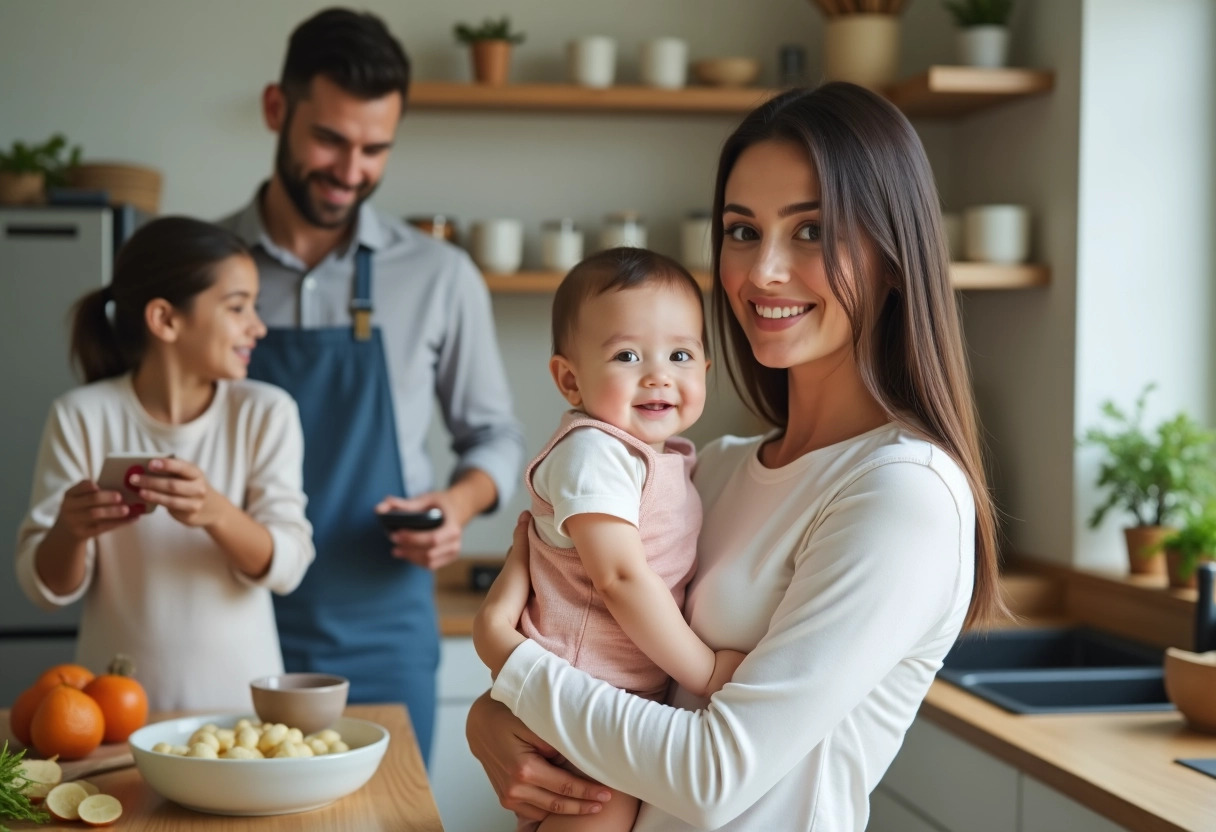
left=15, top=216, right=314, bottom=712
left=476, top=247, right=745, bottom=832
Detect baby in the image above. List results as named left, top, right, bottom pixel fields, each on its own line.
left=483, top=247, right=745, bottom=832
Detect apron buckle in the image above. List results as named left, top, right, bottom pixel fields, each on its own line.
left=351, top=302, right=373, bottom=341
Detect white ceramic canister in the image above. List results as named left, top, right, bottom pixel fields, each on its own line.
left=541, top=219, right=584, bottom=272
left=599, top=212, right=647, bottom=250
left=568, top=36, right=617, bottom=89
left=823, top=14, right=900, bottom=90
left=471, top=218, right=524, bottom=274
left=957, top=25, right=1010, bottom=68
left=680, top=211, right=714, bottom=272
left=963, top=205, right=1030, bottom=264
left=640, top=37, right=688, bottom=89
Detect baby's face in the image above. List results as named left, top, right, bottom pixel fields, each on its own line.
left=555, top=283, right=708, bottom=450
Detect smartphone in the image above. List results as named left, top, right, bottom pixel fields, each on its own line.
left=96, top=454, right=163, bottom=515
left=378, top=507, right=445, bottom=532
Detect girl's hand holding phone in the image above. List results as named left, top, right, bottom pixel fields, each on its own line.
left=127, top=457, right=226, bottom=528
left=54, top=480, right=137, bottom=541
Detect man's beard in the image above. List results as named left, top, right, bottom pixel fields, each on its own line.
left=274, top=128, right=378, bottom=230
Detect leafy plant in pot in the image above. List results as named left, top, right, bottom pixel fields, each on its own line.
left=0, top=134, right=82, bottom=205
left=944, top=0, right=1015, bottom=68
left=1155, top=501, right=1216, bottom=589
left=454, top=16, right=525, bottom=87
left=1079, top=384, right=1216, bottom=577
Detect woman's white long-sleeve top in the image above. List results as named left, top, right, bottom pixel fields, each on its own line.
left=15, top=375, right=314, bottom=711
left=492, top=423, right=975, bottom=831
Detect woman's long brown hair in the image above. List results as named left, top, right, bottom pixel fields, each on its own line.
left=710, top=83, right=1005, bottom=629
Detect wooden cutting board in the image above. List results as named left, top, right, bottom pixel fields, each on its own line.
left=0, top=721, right=134, bottom=781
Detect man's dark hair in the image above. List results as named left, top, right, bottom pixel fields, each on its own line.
left=280, top=7, right=411, bottom=108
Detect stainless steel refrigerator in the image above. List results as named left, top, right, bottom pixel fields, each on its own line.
left=0, top=206, right=145, bottom=704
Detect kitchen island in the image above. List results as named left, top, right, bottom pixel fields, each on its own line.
left=1, top=703, right=443, bottom=831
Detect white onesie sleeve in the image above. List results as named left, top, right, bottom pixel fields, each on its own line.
left=531, top=426, right=646, bottom=548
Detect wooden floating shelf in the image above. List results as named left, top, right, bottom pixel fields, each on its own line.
left=411, top=68, right=1054, bottom=118
left=410, top=81, right=778, bottom=114
left=886, top=66, right=1055, bottom=117
left=484, top=264, right=1048, bottom=294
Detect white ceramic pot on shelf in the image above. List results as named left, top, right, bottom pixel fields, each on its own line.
left=956, top=25, right=1010, bottom=68
left=823, top=14, right=900, bottom=90
left=640, top=37, right=688, bottom=89
left=568, top=36, right=617, bottom=89
left=471, top=219, right=524, bottom=274
left=963, top=205, right=1030, bottom=264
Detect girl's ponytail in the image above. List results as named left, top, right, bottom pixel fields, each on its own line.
left=70, top=286, right=129, bottom=384
left=65, top=216, right=250, bottom=385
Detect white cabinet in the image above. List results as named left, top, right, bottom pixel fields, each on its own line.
left=429, top=636, right=516, bottom=832
left=879, top=718, right=1019, bottom=832
left=1020, top=777, right=1129, bottom=832
left=877, top=717, right=1131, bottom=832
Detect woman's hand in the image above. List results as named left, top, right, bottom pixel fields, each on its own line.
left=466, top=692, right=610, bottom=822
left=53, top=480, right=136, bottom=541
left=129, top=457, right=228, bottom=528
left=474, top=513, right=533, bottom=677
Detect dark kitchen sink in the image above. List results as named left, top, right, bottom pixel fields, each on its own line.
left=941, top=626, right=1163, bottom=673
left=938, top=627, right=1173, bottom=714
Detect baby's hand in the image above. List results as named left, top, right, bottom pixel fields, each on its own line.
left=704, top=649, right=747, bottom=697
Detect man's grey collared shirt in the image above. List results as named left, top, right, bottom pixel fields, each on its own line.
left=218, top=194, right=525, bottom=506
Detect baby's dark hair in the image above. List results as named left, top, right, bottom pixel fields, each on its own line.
left=551, top=248, right=706, bottom=357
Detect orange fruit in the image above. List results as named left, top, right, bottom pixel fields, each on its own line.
left=11, top=663, right=96, bottom=747
left=29, top=684, right=105, bottom=761
left=84, top=655, right=148, bottom=743
left=36, top=663, right=95, bottom=690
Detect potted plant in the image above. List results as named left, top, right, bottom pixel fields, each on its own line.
left=944, top=0, right=1015, bottom=68
left=0, top=134, right=82, bottom=205
left=1079, top=384, right=1216, bottom=576
left=453, top=16, right=524, bottom=87
left=1156, top=501, right=1216, bottom=589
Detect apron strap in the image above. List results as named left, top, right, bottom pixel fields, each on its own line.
left=350, top=245, right=373, bottom=341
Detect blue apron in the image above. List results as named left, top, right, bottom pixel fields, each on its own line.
left=249, top=247, right=438, bottom=765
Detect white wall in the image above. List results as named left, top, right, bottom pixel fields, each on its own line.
left=1072, top=0, right=1216, bottom=570
left=950, top=0, right=1084, bottom=565
left=0, top=0, right=966, bottom=555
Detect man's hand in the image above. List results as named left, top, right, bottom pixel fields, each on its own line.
left=376, top=492, right=464, bottom=570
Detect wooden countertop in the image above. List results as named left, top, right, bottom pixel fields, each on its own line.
left=1, top=704, right=443, bottom=831
left=921, top=680, right=1216, bottom=832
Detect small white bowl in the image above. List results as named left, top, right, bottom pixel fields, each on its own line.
left=129, top=713, right=389, bottom=816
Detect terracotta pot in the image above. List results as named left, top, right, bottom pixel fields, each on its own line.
left=1164, top=548, right=1213, bottom=590
left=1122, top=526, right=1171, bottom=576
left=471, top=40, right=512, bottom=86
left=0, top=171, right=45, bottom=205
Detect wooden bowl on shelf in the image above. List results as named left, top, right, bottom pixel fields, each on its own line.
left=68, top=162, right=162, bottom=214
left=1164, top=648, right=1216, bottom=733
left=692, top=58, right=761, bottom=88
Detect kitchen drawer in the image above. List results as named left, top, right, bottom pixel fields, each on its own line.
left=869, top=786, right=948, bottom=832
left=1021, top=776, right=1129, bottom=832
left=438, top=636, right=492, bottom=700
left=880, top=718, right=1019, bottom=832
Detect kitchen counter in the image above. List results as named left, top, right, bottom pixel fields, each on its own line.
left=1, top=704, right=443, bottom=831
left=437, top=561, right=1216, bottom=831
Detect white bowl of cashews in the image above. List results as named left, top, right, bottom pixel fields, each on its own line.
left=128, top=713, right=389, bottom=816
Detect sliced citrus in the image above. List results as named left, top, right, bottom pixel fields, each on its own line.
left=17, top=758, right=62, bottom=802
left=45, top=781, right=89, bottom=821
left=76, top=779, right=101, bottom=795
left=78, top=793, right=123, bottom=827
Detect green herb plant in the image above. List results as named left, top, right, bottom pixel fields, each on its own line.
left=0, top=134, right=82, bottom=187
left=1156, top=500, right=1216, bottom=581
left=1079, top=383, right=1216, bottom=529
left=0, top=742, right=49, bottom=831
left=453, top=16, right=525, bottom=44
left=944, top=0, right=1015, bottom=27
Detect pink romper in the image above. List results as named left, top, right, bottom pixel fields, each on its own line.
left=518, top=412, right=701, bottom=701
